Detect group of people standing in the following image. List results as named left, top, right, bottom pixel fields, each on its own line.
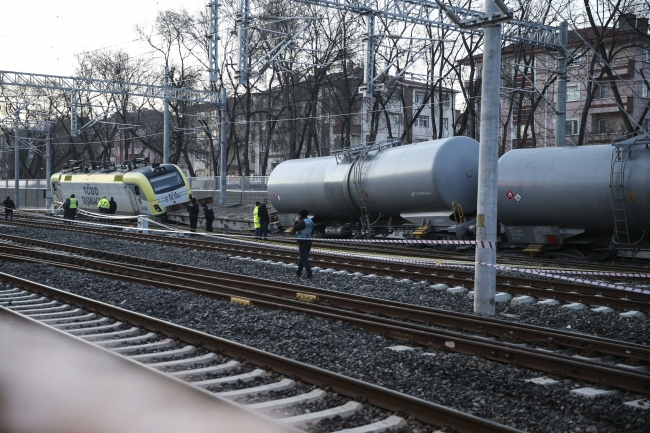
left=254, top=200, right=313, bottom=280
left=186, top=197, right=215, bottom=233
left=97, top=196, right=117, bottom=222
left=60, top=195, right=116, bottom=221
left=62, top=195, right=78, bottom=220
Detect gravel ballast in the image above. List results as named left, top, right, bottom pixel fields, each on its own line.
left=0, top=224, right=648, bottom=432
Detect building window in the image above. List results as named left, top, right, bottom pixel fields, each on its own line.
left=598, top=119, right=608, bottom=134
left=521, top=93, right=533, bottom=106
left=443, top=118, right=449, bottom=130
left=389, top=112, right=401, bottom=127
left=597, top=84, right=610, bottom=99
left=566, top=119, right=579, bottom=136
left=513, top=124, right=531, bottom=139
left=415, top=116, right=429, bottom=128
left=415, top=92, right=426, bottom=105
left=643, top=118, right=650, bottom=133
left=441, top=93, right=451, bottom=107
left=643, top=81, right=650, bottom=98
left=644, top=46, right=650, bottom=62
left=566, top=84, right=580, bottom=102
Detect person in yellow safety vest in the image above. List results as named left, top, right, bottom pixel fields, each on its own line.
left=253, top=201, right=261, bottom=239
left=68, top=194, right=78, bottom=220
left=97, top=196, right=110, bottom=222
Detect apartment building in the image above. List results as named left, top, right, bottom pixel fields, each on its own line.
left=253, top=76, right=456, bottom=175
left=466, top=13, right=650, bottom=153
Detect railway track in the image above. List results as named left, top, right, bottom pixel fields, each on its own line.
left=0, top=272, right=523, bottom=433
left=11, top=215, right=650, bottom=275
left=1, top=239, right=649, bottom=396
left=3, top=221, right=650, bottom=312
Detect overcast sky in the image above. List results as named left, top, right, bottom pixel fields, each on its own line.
left=3, top=0, right=205, bottom=77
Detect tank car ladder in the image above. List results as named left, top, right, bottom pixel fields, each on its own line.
left=352, top=148, right=373, bottom=237
left=609, top=145, right=634, bottom=261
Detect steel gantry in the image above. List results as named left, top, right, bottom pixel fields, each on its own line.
left=0, top=69, right=224, bottom=207
left=0, top=69, right=222, bottom=153
left=234, top=0, right=321, bottom=87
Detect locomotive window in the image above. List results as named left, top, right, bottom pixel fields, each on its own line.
left=149, top=170, right=185, bottom=194
left=134, top=186, right=141, bottom=196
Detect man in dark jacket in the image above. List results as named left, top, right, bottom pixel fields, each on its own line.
left=3, top=196, right=15, bottom=221
left=108, top=197, right=117, bottom=215
left=203, top=204, right=215, bottom=232
left=259, top=198, right=270, bottom=240
left=67, top=194, right=78, bottom=220
left=293, top=209, right=314, bottom=279
left=187, top=198, right=199, bottom=232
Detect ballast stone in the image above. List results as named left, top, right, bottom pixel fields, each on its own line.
left=570, top=387, right=620, bottom=399
left=430, top=284, right=448, bottom=290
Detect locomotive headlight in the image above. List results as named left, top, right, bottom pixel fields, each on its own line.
left=154, top=204, right=162, bottom=212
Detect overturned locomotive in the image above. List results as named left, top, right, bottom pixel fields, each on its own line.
left=50, top=158, right=192, bottom=219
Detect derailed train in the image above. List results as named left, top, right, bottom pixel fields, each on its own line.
left=50, top=158, right=193, bottom=218
left=268, top=134, right=650, bottom=250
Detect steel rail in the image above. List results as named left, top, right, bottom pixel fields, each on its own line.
left=1, top=250, right=649, bottom=395
left=0, top=271, right=523, bottom=433
left=254, top=235, right=650, bottom=275
left=3, top=225, right=650, bottom=309
left=2, top=235, right=649, bottom=363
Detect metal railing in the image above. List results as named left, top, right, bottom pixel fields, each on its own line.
left=189, top=176, right=269, bottom=205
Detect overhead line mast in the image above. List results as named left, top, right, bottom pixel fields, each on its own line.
left=284, top=0, right=567, bottom=315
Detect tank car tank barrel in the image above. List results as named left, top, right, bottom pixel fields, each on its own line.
left=473, top=0, right=502, bottom=316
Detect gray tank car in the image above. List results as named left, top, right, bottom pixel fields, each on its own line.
left=498, top=136, right=650, bottom=247
left=268, top=137, right=480, bottom=236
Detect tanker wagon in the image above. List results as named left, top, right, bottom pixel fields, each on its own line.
left=498, top=134, right=650, bottom=253
left=267, top=137, right=480, bottom=238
